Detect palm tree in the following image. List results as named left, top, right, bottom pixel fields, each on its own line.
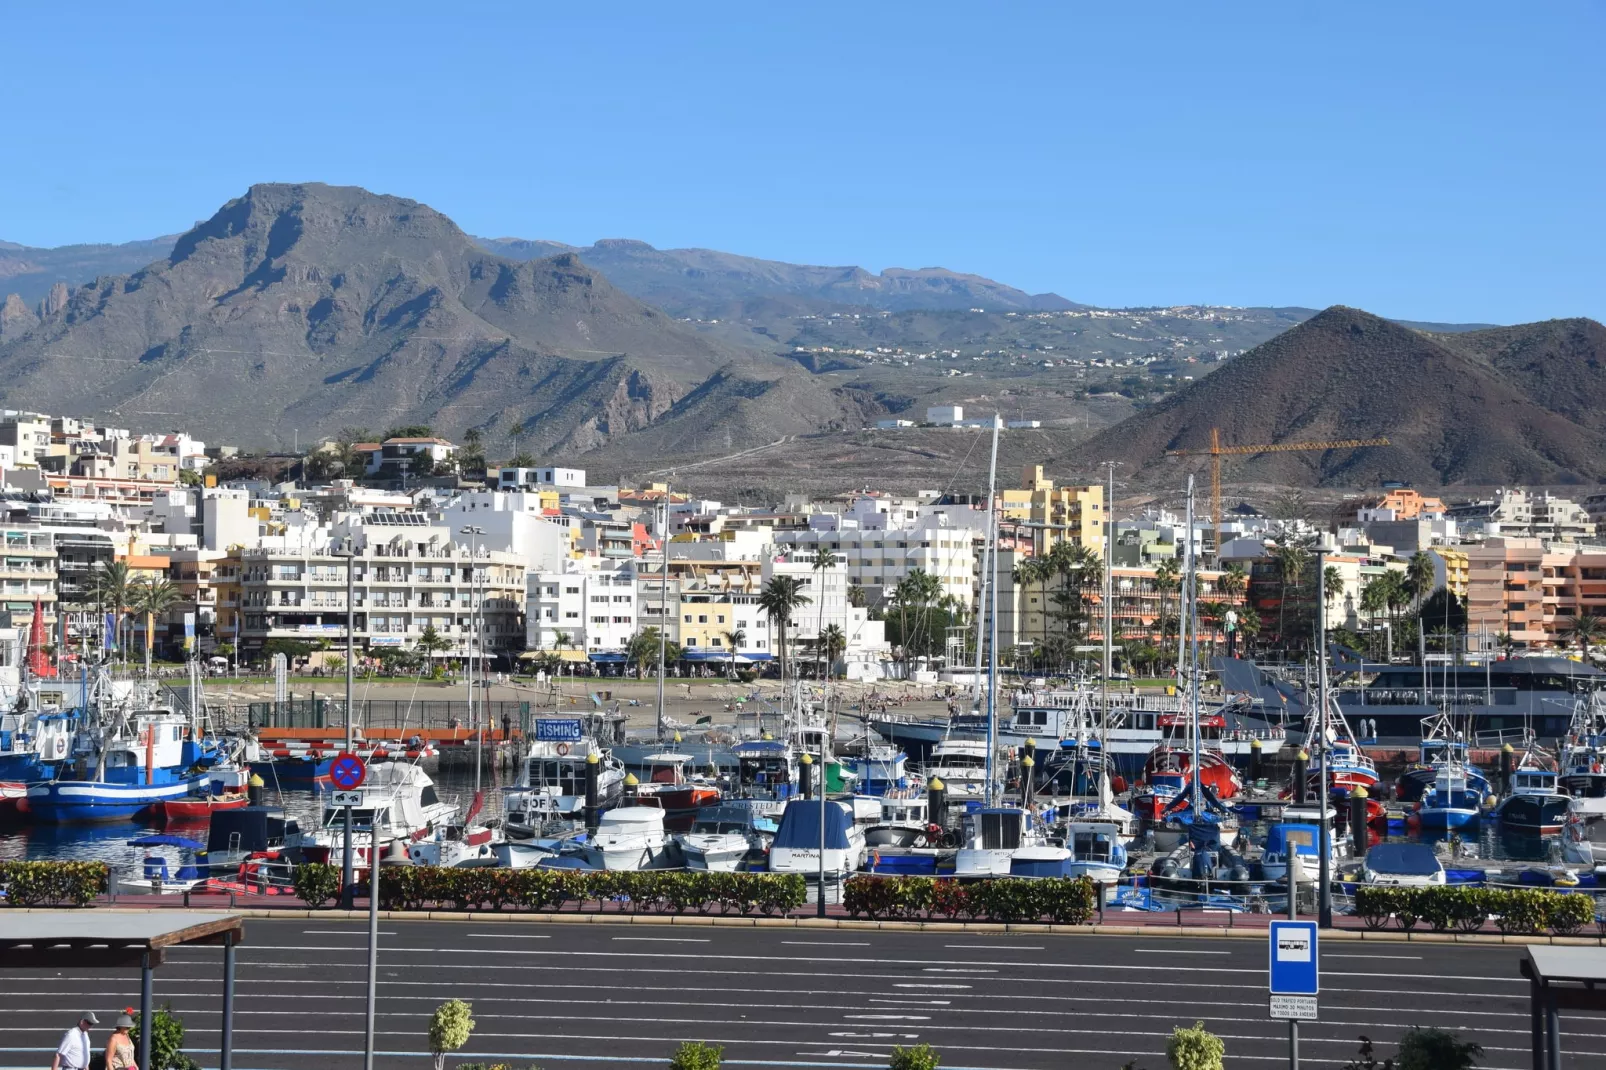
left=1152, top=557, right=1180, bottom=645
left=891, top=569, right=941, bottom=674
left=1406, top=551, right=1437, bottom=608
left=1012, top=558, right=1047, bottom=655
left=810, top=546, right=839, bottom=682
left=1218, top=563, right=1247, bottom=600
left=1269, top=537, right=1312, bottom=655
left=627, top=627, right=671, bottom=678
left=90, top=561, right=133, bottom=664
left=819, top=624, right=847, bottom=677
left=757, top=575, right=811, bottom=682
left=129, top=577, right=182, bottom=673
left=1495, top=631, right=1516, bottom=659
left=722, top=628, right=746, bottom=677
left=1323, top=564, right=1344, bottom=630
left=1562, top=612, right=1603, bottom=660
left=416, top=624, right=452, bottom=661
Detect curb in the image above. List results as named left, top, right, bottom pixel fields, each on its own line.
left=48, top=906, right=1600, bottom=945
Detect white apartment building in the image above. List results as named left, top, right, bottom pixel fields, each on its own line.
left=235, top=512, right=525, bottom=661
left=762, top=557, right=890, bottom=677
left=498, top=466, right=586, bottom=489
left=526, top=564, right=639, bottom=653
left=436, top=489, right=573, bottom=573
left=774, top=515, right=977, bottom=613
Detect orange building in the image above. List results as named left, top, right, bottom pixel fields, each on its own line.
left=1361, top=488, right=1447, bottom=520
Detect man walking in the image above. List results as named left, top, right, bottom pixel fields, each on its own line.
left=50, top=1011, right=97, bottom=1070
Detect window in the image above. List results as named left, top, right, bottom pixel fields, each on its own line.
left=717, top=614, right=725, bottom=624
left=686, top=638, right=697, bottom=646
left=698, top=614, right=708, bottom=623
left=684, top=614, right=692, bottom=623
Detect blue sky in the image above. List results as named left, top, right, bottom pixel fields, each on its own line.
left=3, top=2, right=1601, bottom=323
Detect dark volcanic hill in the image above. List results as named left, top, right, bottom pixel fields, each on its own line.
left=0, top=183, right=844, bottom=451
left=475, top=236, right=1080, bottom=316
left=1063, top=306, right=1606, bottom=487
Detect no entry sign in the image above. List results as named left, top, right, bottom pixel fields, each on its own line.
left=329, top=751, right=367, bottom=791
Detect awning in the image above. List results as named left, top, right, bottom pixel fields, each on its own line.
left=519, top=649, right=589, bottom=663
left=588, top=651, right=628, bottom=663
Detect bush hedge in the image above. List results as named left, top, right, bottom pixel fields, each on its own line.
left=1354, top=885, right=1604, bottom=935
left=0, top=860, right=110, bottom=907
left=292, top=862, right=342, bottom=908
left=334, top=866, right=809, bottom=916
left=843, top=874, right=1097, bottom=924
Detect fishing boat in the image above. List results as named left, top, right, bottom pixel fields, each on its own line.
left=158, top=764, right=252, bottom=823
left=503, top=738, right=625, bottom=836
left=289, top=762, right=458, bottom=864
left=921, top=738, right=989, bottom=800
left=26, top=709, right=217, bottom=824
left=841, top=741, right=920, bottom=796
left=1491, top=751, right=1570, bottom=834
left=768, top=797, right=866, bottom=880
left=1394, top=710, right=1488, bottom=804
left=952, top=806, right=1061, bottom=878
left=571, top=805, right=681, bottom=871
left=0, top=708, right=81, bottom=782
left=1559, top=694, right=1606, bottom=818
left=674, top=802, right=775, bottom=871
left=1415, top=761, right=1483, bottom=830
left=1063, top=820, right=1128, bottom=883
left=635, top=752, right=722, bottom=832
left=863, top=790, right=936, bottom=848
left=729, top=738, right=803, bottom=818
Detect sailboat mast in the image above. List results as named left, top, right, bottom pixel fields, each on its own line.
left=982, top=419, right=1001, bottom=808
left=656, top=483, right=671, bottom=742
left=1185, top=476, right=1202, bottom=811
left=1100, top=460, right=1115, bottom=795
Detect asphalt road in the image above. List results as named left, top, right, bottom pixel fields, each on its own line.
left=3, top=919, right=1603, bottom=1070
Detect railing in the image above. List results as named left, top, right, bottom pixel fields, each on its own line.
left=246, top=697, right=535, bottom=732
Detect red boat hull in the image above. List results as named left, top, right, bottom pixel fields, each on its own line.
left=161, top=793, right=250, bottom=822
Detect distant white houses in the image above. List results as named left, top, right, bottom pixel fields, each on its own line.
left=874, top=419, right=916, bottom=430
left=925, top=405, right=963, bottom=425
left=1007, top=419, right=1041, bottom=429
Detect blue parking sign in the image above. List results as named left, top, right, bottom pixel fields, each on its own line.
left=1269, top=921, right=1319, bottom=995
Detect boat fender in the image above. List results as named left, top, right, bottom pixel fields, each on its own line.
left=556, top=743, right=571, bottom=756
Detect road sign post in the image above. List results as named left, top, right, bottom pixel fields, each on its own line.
left=1270, top=917, right=1320, bottom=1070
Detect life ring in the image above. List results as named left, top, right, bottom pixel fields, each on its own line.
left=556, top=743, right=571, bottom=756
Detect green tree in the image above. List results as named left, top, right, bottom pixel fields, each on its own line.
left=428, top=999, right=475, bottom=1070
left=1152, top=557, right=1181, bottom=645
left=722, top=627, right=746, bottom=677
left=90, top=560, right=134, bottom=662
left=626, top=626, right=681, bottom=679
left=1166, top=1021, right=1225, bottom=1070
left=1406, top=551, right=1437, bottom=607
left=1395, top=1027, right=1483, bottom=1070
left=508, top=451, right=539, bottom=469
left=810, top=545, right=839, bottom=681
left=818, top=623, right=847, bottom=675
left=888, top=1043, right=941, bottom=1070
left=130, top=577, right=184, bottom=671
left=669, top=1041, right=724, bottom=1070
left=1562, top=611, right=1603, bottom=659
left=385, top=425, right=432, bottom=440
left=416, top=624, right=451, bottom=659
left=757, top=574, right=811, bottom=682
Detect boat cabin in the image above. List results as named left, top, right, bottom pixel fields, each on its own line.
left=1511, top=768, right=1560, bottom=795
left=1067, top=821, right=1122, bottom=865
left=103, top=712, right=192, bottom=785
left=970, top=807, right=1031, bottom=851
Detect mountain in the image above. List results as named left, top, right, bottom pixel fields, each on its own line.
left=0, top=183, right=822, bottom=451
left=474, top=237, right=1080, bottom=316
left=0, top=235, right=180, bottom=309
left=1064, top=306, right=1606, bottom=487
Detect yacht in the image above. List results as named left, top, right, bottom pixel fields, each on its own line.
left=863, top=790, right=934, bottom=848
left=408, top=822, right=497, bottom=867
left=674, top=802, right=774, bottom=871
left=635, top=751, right=721, bottom=832
left=952, top=806, right=1059, bottom=879
left=1258, top=822, right=1343, bottom=883
left=572, top=805, right=681, bottom=871
left=1334, top=657, right=1602, bottom=743
left=1063, top=820, right=1128, bottom=883
left=1394, top=711, right=1489, bottom=803
left=729, top=738, right=802, bottom=819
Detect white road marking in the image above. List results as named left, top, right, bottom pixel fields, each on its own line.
left=611, top=937, right=711, bottom=943
left=893, top=983, right=972, bottom=989
left=945, top=944, right=1043, bottom=950
left=302, top=930, right=397, bottom=936
left=842, top=1014, right=931, bottom=1021
left=1325, top=954, right=1422, bottom=960
left=1133, top=949, right=1231, bottom=955
left=470, top=933, right=550, bottom=939
left=924, top=967, right=997, bottom=973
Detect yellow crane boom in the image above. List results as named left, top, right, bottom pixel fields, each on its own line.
left=1164, top=428, right=1391, bottom=557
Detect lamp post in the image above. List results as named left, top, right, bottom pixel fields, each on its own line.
left=333, top=536, right=357, bottom=909
left=460, top=525, right=485, bottom=795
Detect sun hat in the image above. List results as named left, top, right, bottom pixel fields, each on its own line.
left=115, top=1013, right=135, bottom=1029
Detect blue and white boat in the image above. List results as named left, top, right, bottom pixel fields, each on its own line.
left=27, top=710, right=216, bottom=824
left=842, top=743, right=918, bottom=796
left=1416, top=761, right=1484, bottom=831
left=768, top=798, right=866, bottom=880
left=1395, top=711, right=1489, bottom=803
left=1064, top=820, right=1128, bottom=882
left=1491, top=752, right=1570, bottom=834
left=1258, top=822, right=1337, bottom=882
left=0, top=708, right=83, bottom=782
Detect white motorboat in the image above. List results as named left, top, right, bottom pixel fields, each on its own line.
left=768, top=798, right=866, bottom=880
left=953, top=806, right=1058, bottom=878
left=573, top=805, right=681, bottom=871
left=674, top=802, right=774, bottom=871
left=493, top=838, right=567, bottom=869
left=290, top=763, right=459, bottom=864
left=1064, top=820, right=1128, bottom=883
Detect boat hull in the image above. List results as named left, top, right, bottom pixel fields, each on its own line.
left=1493, top=794, right=1570, bottom=834
left=27, top=776, right=208, bottom=823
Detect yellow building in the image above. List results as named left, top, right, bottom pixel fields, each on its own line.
left=1018, top=465, right=1103, bottom=556
left=1430, top=546, right=1470, bottom=599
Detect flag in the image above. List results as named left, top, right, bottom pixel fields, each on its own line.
left=103, top=612, right=117, bottom=652
left=464, top=790, right=485, bottom=825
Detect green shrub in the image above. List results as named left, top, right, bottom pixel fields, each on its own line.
left=1494, top=889, right=1549, bottom=935
left=1342, top=1034, right=1395, bottom=1070
left=0, top=860, right=110, bottom=906
left=1543, top=891, right=1595, bottom=935
left=377, top=867, right=803, bottom=916
left=292, top=862, right=343, bottom=908
left=844, top=875, right=1093, bottom=924
left=429, top=999, right=476, bottom=1070
left=1166, top=1022, right=1224, bottom=1070
left=888, top=1043, right=941, bottom=1070
left=131, top=1003, right=201, bottom=1070
left=1395, top=1027, right=1482, bottom=1070
left=669, top=1041, right=723, bottom=1070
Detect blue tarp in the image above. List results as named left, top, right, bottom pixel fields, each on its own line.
left=127, top=834, right=207, bottom=851
left=773, top=799, right=854, bottom=850
left=1365, top=842, right=1442, bottom=876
